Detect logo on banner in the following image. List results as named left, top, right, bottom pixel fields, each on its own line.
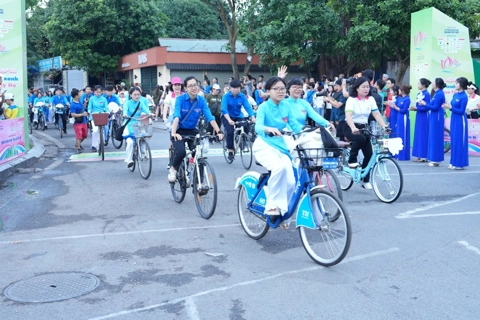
left=414, top=31, right=427, bottom=50
left=0, top=9, right=4, bottom=14
left=138, top=53, right=147, bottom=65
left=440, top=56, right=460, bottom=73
left=0, top=44, right=9, bottom=53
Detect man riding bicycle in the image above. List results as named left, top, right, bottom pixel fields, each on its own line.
left=221, top=79, right=256, bottom=161
left=168, top=76, right=224, bottom=183
left=52, top=87, right=70, bottom=133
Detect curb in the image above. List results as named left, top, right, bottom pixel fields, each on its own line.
left=0, top=135, right=46, bottom=181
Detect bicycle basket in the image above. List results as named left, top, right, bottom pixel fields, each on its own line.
left=297, top=148, right=342, bottom=170
left=132, top=119, right=153, bottom=138
left=92, top=113, right=109, bottom=126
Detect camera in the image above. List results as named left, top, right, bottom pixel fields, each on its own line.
left=345, top=77, right=355, bottom=85
left=315, top=91, right=328, bottom=97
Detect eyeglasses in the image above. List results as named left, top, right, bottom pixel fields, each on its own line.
left=186, top=84, right=198, bottom=89
left=271, top=87, right=286, bottom=92
left=290, top=86, right=302, bottom=90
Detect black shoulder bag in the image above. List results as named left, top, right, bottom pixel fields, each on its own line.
left=180, top=100, right=198, bottom=126
left=115, top=102, right=140, bottom=141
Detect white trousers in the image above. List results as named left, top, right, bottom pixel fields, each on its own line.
left=91, top=122, right=99, bottom=149
left=125, top=137, right=134, bottom=163
left=253, top=138, right=295, bottom=214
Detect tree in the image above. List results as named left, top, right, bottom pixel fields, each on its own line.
left=157, top=0, right=227, bottom=39
left=250, top=0, right=341, bottom=77
left=45, top=0, right=167, bottom=75
left=329, top=0, right=480, bottom=83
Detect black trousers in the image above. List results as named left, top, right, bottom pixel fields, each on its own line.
left=171, top=128, right=198, bottom=171
left=336, top=121, right=346, bottom=142
left=222, top=116, right=248, bottom=150
left=207, top=114, right=221, bottom=134
left=344, top=123, right=373, bottom=182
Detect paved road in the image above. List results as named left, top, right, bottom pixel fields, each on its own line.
left=1, top=121, right=480, bottom=319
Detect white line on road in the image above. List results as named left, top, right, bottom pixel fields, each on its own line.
left=458, top=241, right=480, bottom=255
left=0, top=224, right=241, bottom=245
left=403, top=171, right=480, bottom=176
left=396, top=211, right=480, bottom=219
left=88, top=247, right=400, bottom=320
left=185, top=298, right=201, bottom=320
left=396, top=193, right=480, bottom=218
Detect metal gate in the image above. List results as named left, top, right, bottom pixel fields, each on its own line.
left=140, top=67, right=157, bottom=95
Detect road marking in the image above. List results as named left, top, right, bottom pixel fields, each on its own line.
left=88, top=247, right=399, bottom=320
left=396, top=211, right=480, bottom=219
left=458, top=241, right=480, bottom=255
left=403, top=171, right=480, bottom=176
left=396, top=193, right=480, bottom=218
left=185, top=298, right=201, bottom=320
left=0, top=224, right=240, bottom=245
left=33, top=131, right=66, bottom=149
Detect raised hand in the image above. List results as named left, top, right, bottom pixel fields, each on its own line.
left=277, top=65, right=288, bottom=79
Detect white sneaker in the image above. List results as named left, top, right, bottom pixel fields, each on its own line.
left=348, top=162, right=359, bottom=168
left=362, top=182, right=373, bottom=190
left=168, top=168, right=177, bottom=182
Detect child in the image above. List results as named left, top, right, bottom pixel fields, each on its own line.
left=4, top=93, right=19, bottom=119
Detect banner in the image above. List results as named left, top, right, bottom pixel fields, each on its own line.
left=0, top=118, right=25, bottom=164
left=0, top=0, right=28, bottom=164
left=445, top=119, right=480, bottom=156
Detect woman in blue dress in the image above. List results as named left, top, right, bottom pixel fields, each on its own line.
left=391, top=85, right=411, bottom=160
left=442, top=77, right=469, bottom=170
left=387, top=85, right=400, bottom=135
left=411, top=78, right=431, bottom=162
left=418, top=78, right=445, bottom=166
left=285, top=78, right=330, bottom=128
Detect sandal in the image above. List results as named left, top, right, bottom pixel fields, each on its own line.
left=428, top=162, right=439, bottom=167
left=266, top=208, right=280, bottom=216
left=414, top=158, right=427, bottom=162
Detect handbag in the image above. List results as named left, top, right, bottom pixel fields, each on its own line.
left=320, top=126, right=341, bottom=157
left=115, top=102, right=140, bottom=141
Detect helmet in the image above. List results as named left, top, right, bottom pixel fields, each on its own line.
left=4, top=92, right=14, bottom=100
left=35, top=102, right=44, bottom=107
left=55, top=104, right=65, bottom=109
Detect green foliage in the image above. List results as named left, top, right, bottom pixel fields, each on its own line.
left=157, top=0, right=227, bottom=39
left=249, top=0, right=341, bottom=72
left=45, top=0, right=167, bottom=75
left=26, top=4, right=54, bottom=67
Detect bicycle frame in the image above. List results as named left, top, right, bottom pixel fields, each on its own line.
left=181, top=135, right=210, bottom=188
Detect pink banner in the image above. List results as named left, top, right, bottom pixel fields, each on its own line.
left=0, top=118, right=25, bottom=165
left=445, top=118, right=480, bottom=156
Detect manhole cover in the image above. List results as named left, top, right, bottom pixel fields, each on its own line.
left=4, top=272, right=100, bottom=303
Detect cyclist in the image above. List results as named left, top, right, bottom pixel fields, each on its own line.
left=87, top=85, right=109, bottom=152
left=52, top=87, right=70, bottom=133
left=163, top=77, right=184, bottom=169
left=221, top=79, right=255, bottom=161
left=70, top=89, right=88, bottom=153
left=122, top=87, right=150, bottom=168
left=104, top=85, right=121, bottom=105
left=42, top=91, right=51, bottom=125
left=253, top=77, right=303, bottom=216
left=344, top=77, right=389, bottom=190
left=168, top=76, right=223, bottom=183
left=33, top=91, right=45, bottom=127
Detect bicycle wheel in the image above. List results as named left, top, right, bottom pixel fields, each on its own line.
left=240, top=134, right=253, bottom=170
left=99, top=127, right=104, bottom=161
left=193, top=159, right=218, bottom=219
left=104, top=125, right=109, bottom=146
left=298, top=189, right=351, bottom=266
left=335, top=169, right=353, bottom=191
left=237, top=186, right=269, bottom=239
left=111, top=122, right=123, bottom=149
left=39, top=115, right=45, bottom=131
left=170, top=162, right=186, bottom=203
left=29, top=121, right=32, bottom=134
left=137, top=139, right=152, bottom=180
left=371, top=157, right=403, bottom=203
left=222, top=137, right=233, bottom=164
left=314, top=169, right=343, bottom=201
left=444, top=127, right=451, bottom=153
left=34, top=118, right=38, bottom=130
left=59, top=116, right=63, bottom=138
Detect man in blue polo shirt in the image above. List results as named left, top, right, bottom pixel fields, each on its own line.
left=70, top=88, right=88, bottom=153
left=104, top=85, right=121, bottom=105
left=52, top=87, right=70, bottom=133
left=221, top=79, right=255, bottom=161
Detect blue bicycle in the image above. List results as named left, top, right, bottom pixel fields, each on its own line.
left=236, top=142, right=351, bottom=266
left=336, top=127, right=403, bottom=203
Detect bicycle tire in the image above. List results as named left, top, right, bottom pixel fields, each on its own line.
left=39, top=115, right=45, bottom=131
left=137, top=139, right=152, bottom=180
left=298, top=189, right=351, bottom=266
left=34, top=119, right=38, bottom=130
left=111, top=122, right=123, bottom=149
left=99, top=127, right=104, bottom=161
left=336, top=169, right=353, bottom=191
left=170, top=162, right=186, bottom=203
left=29, top=121, right=32, bottom=134
left=443, top=127, right=451, bottom=154
left=240, top=134, right=253, bottom=170
left=59, top=117, right=63, bottom=138
left=222, top=137, right=233, bottom=164
left=314, top=169, right=343, bottom=201
left=193, top=159, right=218, bottom=219
left=371, top=157, right=403, bottom=203
left=129, top=147, right=136, bottom=172
left=237, top=186, right=269, bottom=239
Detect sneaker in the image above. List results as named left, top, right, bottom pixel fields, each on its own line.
left=91, top=147, right=97, bottom=153
left=76, top=149, right=82, bottom=154
left=348, top=162, right=359, bottom=168
left=168, top=168, right=177, bottom=182
left=127, top=161, right=134, bottom=168
left=362, top=182, right=373, bottom=190
left=428, top=162, right=439, bottom=167
left=167, top=164, right=171, bottom=169
left=228, top=152, right=234, bottom=161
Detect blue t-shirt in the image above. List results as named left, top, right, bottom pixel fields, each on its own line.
left=52, top=95, right=69, bottom=107
left=174, top=94, right=214, bottom=130
left=221, top=91, right=254, bottom=118
left=104, top=94, right=121, bottom=106
left=70, top=101, right=87, bottom=124
left=80, top=93, right=93, bottom=105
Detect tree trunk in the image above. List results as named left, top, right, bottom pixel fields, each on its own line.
left=243, top=45, right=254, bottom=77
left=230, top=39, right=239, bottom=79
left=396, top=58, right=409, bottom=84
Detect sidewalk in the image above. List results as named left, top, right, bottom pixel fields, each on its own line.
left=0, top=135, right=46, bottom=181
